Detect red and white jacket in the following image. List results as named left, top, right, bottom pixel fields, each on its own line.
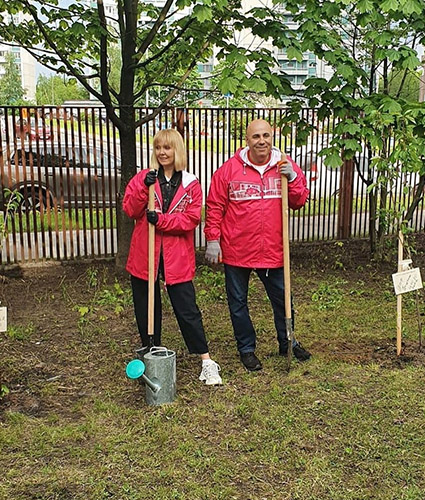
left=123, top=169, right=201, bottom=285
left=204, top=147, right=309, bottom=268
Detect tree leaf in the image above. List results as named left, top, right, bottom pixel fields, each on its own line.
left=381, top=0, right=399, bottom=11
left=193, top=5, right=213, bottom=22
left=286, top=46, right=303, bottom=62
left=338, top=64, right=353, bottom=79
left=357, top=0, right=375, bottom=12
left=400, top=0, right=423, bottom=15
left=220, top=77, right=240, bottom=95
left=380, top=97, right=403, bottom=113
left=400, top=54, right=420, bottom=69
left=325, top=153, right=343, bottom=169
left=247, top=77, right=267, bottom=92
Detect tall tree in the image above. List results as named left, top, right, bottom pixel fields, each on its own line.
left=0, top=0, right=294, bottom=266
left=0, top=52, right=26, bottom=105
left=36, top=74, right=89, bottom=105
left=277, top=0, right=425, bottom=258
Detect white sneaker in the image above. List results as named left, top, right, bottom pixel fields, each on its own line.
left=199, top=361, right=223, bottom=386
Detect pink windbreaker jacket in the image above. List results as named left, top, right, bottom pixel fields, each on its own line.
left=123, top=169, right=202, bottom=285
left=204, top=147, right=309, bottom=268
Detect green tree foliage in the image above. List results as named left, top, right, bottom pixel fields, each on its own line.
left=0, top=0, right=295, bottom=266
left=210, top=61, right=257, bottom=108
left=36, top=75, right=89, bottom=105
left=143, top=67, right=204, bottom=107
left=277, top=0, right=425, bottom=258
left=0, top=52, right=26, bottom=105
left=378, top=69, right=420, bottom=102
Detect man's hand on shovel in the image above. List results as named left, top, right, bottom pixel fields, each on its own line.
left=279, top=159, right=297, bottom=182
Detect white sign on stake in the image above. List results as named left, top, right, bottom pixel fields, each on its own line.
left=392, top=268, right=423, bottom=295
left=0, top=306, right=7, bottom=332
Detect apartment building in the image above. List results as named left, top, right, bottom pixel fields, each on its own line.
left=0, top=41, right=36, bottom=102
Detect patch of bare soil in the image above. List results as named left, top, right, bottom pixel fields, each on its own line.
left=1, top=236, right=425, bottom=420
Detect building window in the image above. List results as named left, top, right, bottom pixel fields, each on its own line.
left=280, top=60, right=308, bottom=70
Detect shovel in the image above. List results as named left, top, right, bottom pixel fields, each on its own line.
left=280, top=153, right=294, bottom=371
left=147, top=173, right=156, bottom=349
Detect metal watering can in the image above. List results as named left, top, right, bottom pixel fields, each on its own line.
left=126, top=347, right=176, bottom=406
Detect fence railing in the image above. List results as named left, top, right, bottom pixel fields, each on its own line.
left=1, top=105, right=424, bottom=264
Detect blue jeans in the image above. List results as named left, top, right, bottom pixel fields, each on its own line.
left=224, top=265, right=297, bottom=354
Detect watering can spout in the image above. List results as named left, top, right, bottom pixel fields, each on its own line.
left=141, top=374, right=161, bottom=393
left=126, top=359, right=161, bottom=393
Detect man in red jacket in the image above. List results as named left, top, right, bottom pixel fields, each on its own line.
left=204, top=119, right=311, bottom=371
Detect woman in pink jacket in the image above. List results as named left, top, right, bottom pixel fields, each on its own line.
left=123, top=129, right=222, bottom=385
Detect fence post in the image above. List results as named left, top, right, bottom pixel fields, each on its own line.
left=337, top=157, right=354, bottom=239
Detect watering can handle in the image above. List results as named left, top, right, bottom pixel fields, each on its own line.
left=149, top=346, right=169, bottom=355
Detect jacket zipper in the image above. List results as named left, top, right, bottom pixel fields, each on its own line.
left=168, top=192, right=188, bottom=214
left=160, top=191, right=189, bottom=284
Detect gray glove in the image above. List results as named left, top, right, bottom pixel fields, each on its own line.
left=205, top=240, right=222, bottom=264
left=279, top=161, right=297, bottom=182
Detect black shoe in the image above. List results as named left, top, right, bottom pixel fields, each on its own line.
left=240, top=352, right=263, bottom=371
left=135, top=346, right=150, bottom=360
left=279, top=344, right=311, bottom=362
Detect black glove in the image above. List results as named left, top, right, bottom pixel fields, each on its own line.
left=144, top=169, right=157, bottom=187
left=147, top=210, right=158, bottom=225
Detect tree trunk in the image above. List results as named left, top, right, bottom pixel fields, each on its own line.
left=374, top=183, right=389, bottom=260
left=115, top=113, right=137, bottom=271
left=404, top=172, right=425, bottom=223
left=369, top=188, right=377, bottom=255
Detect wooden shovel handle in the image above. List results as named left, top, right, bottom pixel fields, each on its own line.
left=148, top=174, right=156, bottom=338
left=280, top=153, right=292, bottom=321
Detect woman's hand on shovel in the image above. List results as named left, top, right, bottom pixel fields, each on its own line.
left=144, top=169, right=157, bottom=187
left=147, top=210, right=159, bottom=225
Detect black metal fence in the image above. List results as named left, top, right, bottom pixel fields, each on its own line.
left=1, top=105, right=424, bottom=264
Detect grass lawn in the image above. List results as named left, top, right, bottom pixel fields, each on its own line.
left=1, top=238, right=425, bottom=500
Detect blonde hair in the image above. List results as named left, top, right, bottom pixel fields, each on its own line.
left=150, top=129, right=187, bottom=172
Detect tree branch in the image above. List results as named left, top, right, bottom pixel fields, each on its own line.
left=97, top=0, right=115, bottom=112
left=134, top=18, right=195, bottom=70
left=134, top=39, right=211, bottom=127
left=19, top=0, right=102, bottom=101
left=136, top=0, right=175, bottom=60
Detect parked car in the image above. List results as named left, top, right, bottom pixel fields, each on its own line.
left=15, top=118, right=52, bottom=141
left=1, top=143, right=121, bottom=211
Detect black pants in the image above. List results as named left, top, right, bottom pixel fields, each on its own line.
left=131, top=275, right=209, bottom=354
